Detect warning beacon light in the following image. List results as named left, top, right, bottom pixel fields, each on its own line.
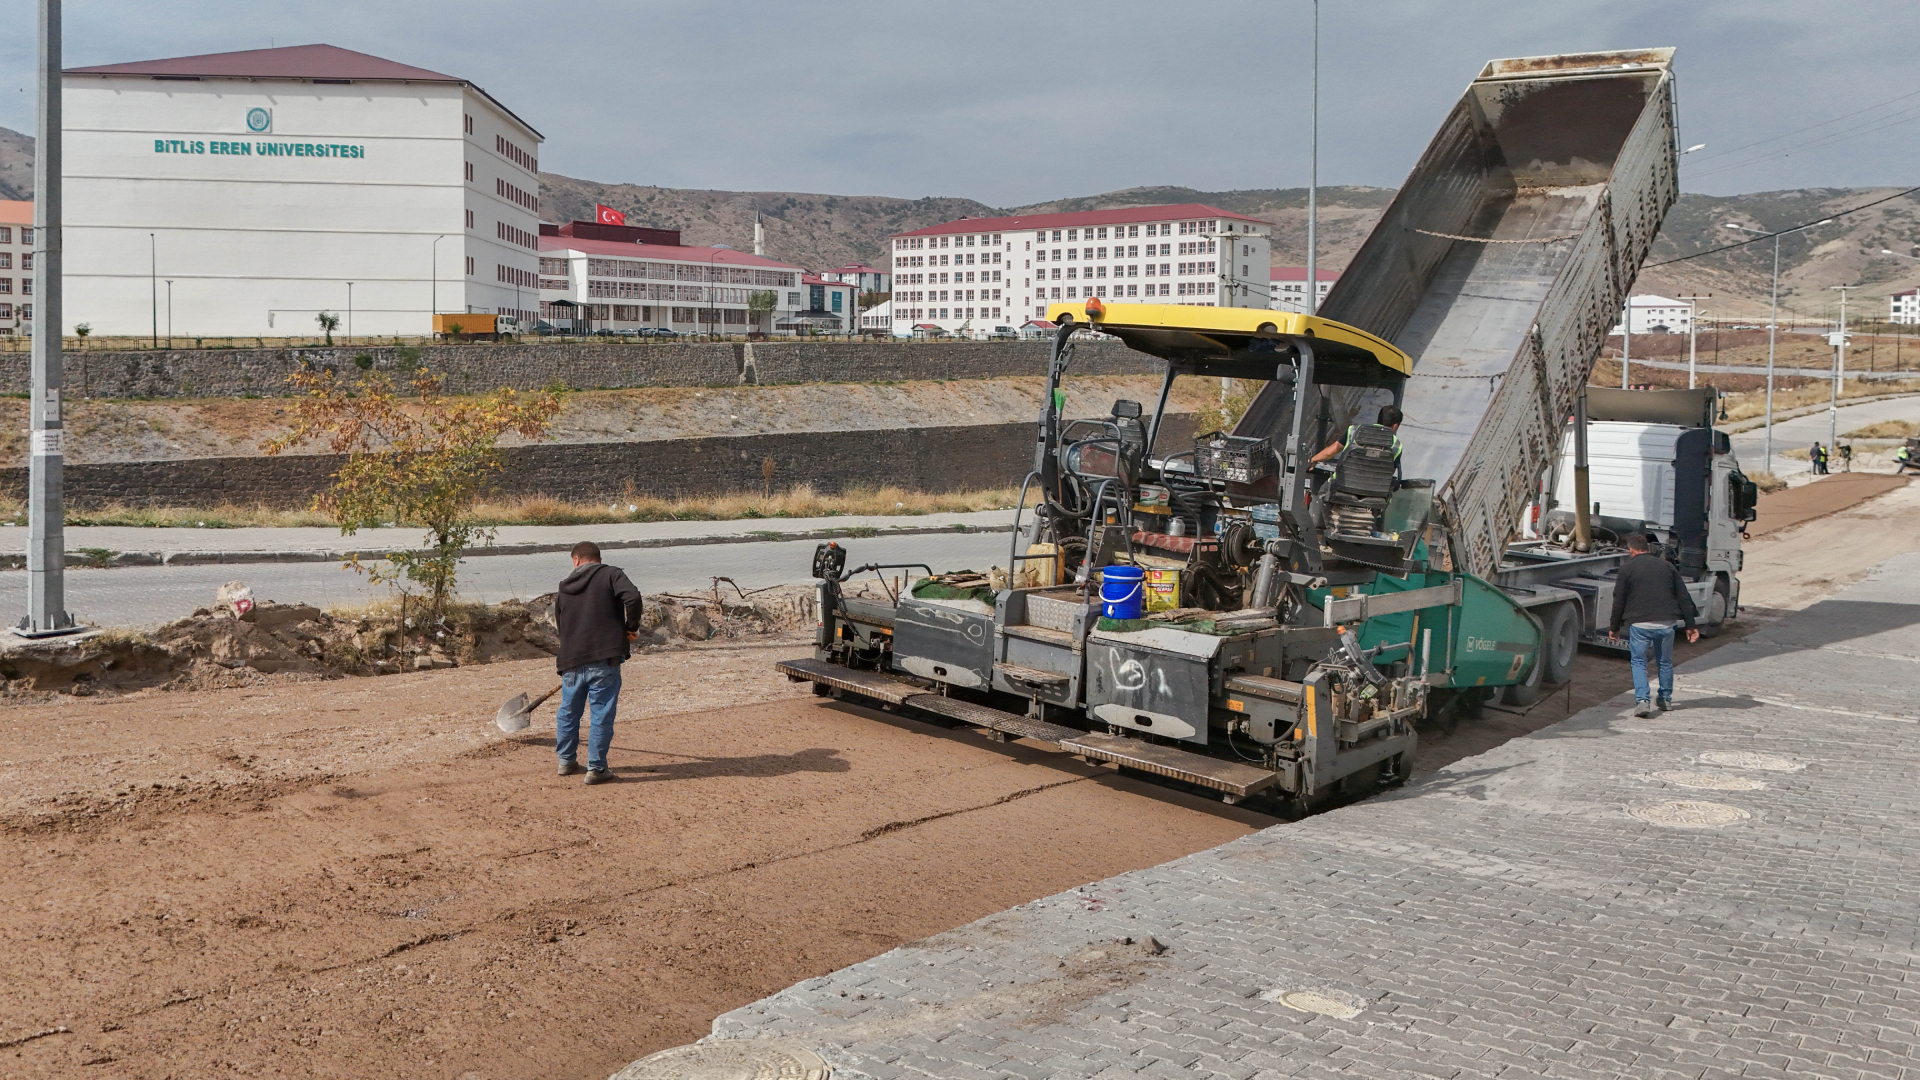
left=1084, top=296, right=1106, bottom=319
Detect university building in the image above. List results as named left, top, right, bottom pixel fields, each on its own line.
left=888, top=204, right=1271, bottom=336
left=0, top=200, right=32, bottom=335
left=1268, top=266, right=1338, bottom=313
left=61, top=44, right=542, bottom=337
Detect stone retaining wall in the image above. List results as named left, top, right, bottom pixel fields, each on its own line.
left=0, top=413, right=1199, bottom=508
left=9, top=340, right=1152, bottom=400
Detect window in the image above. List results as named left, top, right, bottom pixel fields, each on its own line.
left=0, top=228, right=10, bottom=243
left=0, top=253, right=9, bottom=269
left=1050, top=287, right=1061, bottom=299
left=20, top=304, right=28, bottom=320
left=21, top=278, right=29, bottom=295
left=1067, top=229, right=1078, bottom=241
left=466, top=209, right=475, bottom=229
left=1066, top=267, right=1076, bottom=280
left=787, top=292, right=800, bottom=306
left=966, top=235, right=975, bottom=247
left=1051, top=230, right=1061, bottom=242
left=1129, top=226, right=1139, bottom=237
left=1066, top=287, right=1077, bottom=299
left=1096, top=227, right=1108, bottom=240
left=464, top=113, right=474, bottom=134
left=21, top=253, right=31, bottom=270
left=1050, top=268, right=1061, bottom=280
left=1126, top=284, right=1138, bottom=297
left=466, top=256, right=475, bottom=275
left=0, top=279, right=10, bottom=294
left=495, top=177, right=538, bottom=213
left=1066, top=248, right=1076, bottom=260
left=465, top=161, right=474, bottom=182
left=494, top=134, right=538, bottom=173
left=20, top=228, right=31, bottom=244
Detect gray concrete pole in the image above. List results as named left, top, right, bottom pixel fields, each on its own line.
left=22, top=0, right=74, bottom=635
left=1304, top=0, right=1318, bottom=317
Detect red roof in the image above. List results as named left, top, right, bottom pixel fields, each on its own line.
left=1271, top=266, right=1340, bottom=281
left=69, top=43, right=459, bottom=81
left=830, top=264, right=881, bottom=274
left=539, top=235, right=802, bottom=269
left=802, top=274, right=856, bottom=286
left=67, top=44, right=542, bottom=138
left=896, top=203, right=1265, bottom=239
left=0, top=200, right=31, bottom=225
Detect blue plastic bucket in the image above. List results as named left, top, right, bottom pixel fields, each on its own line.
left=1100, top=565, right=1145, bottom=620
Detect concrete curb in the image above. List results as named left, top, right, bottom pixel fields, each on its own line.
left=1720, top=391, right=1920, bottom=435
left=1, top=520, right=1016, bottom=571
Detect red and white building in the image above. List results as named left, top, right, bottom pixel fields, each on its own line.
left=887, top=204, right=1272, bottom=337
left=818, top=264, right=891, bottom=294
left=536, top=220, right=806, bottom=334
left=1891, top=288, right=1918, bottom=326
left=1268, top=266, right=1339, bottom=314
left=0, top=200, right=31, bottom=335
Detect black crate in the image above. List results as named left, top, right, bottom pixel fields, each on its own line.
left=1194, top=431, right=1273, bottom=484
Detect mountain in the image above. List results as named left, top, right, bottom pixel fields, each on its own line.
left=1, top=126, right=1913, bottom=315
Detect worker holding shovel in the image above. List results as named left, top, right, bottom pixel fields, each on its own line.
left=554, top=541, right=644, bottom=784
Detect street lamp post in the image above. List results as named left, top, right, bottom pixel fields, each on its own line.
left=149, top=232, right=157, bottom=349
left=1724, top=218, right=1833, bottom=473
left=165, top=279, right=172, bottom=348
left=1828, top=283, right=1859, bottom=456
left=1305, top=0, right=1319, bottom=317
left=1680, top=293, right=1710, bottom=390
left=346, top=281, right=353, bottom=342
left=20, top=0, right=76, bottom=636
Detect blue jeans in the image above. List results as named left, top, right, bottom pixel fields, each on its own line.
left=1628, top=624, right=1675, bottom=702
left=555, top=660, right=622, bottom=772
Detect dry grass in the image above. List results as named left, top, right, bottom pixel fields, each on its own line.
left=1844, top=419, right=1920, bottom=439
left=1718, top=378, right=1920, bottom=424
left=1747, top=471, right=1789, bottom=494
left=0, top=483, right=1031, bottom=530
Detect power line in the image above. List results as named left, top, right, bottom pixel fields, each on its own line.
left=1680, top=87, right=1920, bottom=168
left=1684, top=103, right=1920, bottom=182
left=1643, top=185, right=1920, bottom=268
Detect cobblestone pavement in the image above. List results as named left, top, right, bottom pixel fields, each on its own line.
left=697, top=552, right=1920, bottom=1080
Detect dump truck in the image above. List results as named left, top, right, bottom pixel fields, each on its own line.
left=432, top=313, right=516, bottom=340
left=779, top=49, right=1687, bottom=809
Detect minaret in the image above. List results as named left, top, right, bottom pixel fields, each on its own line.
left=753, top=212, right=765, bottom=256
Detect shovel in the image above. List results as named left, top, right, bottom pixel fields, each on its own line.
left=496, top=683, right=562, bottom=733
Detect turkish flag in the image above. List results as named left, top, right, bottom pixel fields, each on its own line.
left=595, top=204, right=626, bottom=226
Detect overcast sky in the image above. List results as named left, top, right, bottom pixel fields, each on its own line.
left=5, top=0, right=1915, bottom=205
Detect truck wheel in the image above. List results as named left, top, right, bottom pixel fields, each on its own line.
left=1696, top=579, right=1730, bottom=639
left=1540, top=602, right=1579, bottom=686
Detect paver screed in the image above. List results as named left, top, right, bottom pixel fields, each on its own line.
left=670, top=552, right=1920, bottom=1080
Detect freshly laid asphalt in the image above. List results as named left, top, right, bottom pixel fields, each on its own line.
left=677, top=552, right=1920, bottom=1080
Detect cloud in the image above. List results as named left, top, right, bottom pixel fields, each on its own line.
left=4, top=0, right=1913, bottom=203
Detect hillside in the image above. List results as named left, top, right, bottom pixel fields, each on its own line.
left=0, top=125, right=1913, bottom=314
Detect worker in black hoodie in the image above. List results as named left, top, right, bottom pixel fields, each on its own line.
left=1608, top=533, right=1699, bottom=718
left=553, top=541, right=643, bottom=784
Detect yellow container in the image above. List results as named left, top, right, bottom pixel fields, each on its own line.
left=1143, top=567, right=1181, bottom=612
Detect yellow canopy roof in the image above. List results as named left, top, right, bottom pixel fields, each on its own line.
left=1045, top=302, right=1412, bottom=376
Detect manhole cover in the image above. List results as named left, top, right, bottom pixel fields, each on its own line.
left=1261, top=987, right=1365, bottom=1019
left=610, top=1039, right=829, bottom=1080
left=1651, top=770, right=1766, bottom=791
left=1698, top=750, right=1802, bottom=772
left=1628, top=800, right=1751, bottom=828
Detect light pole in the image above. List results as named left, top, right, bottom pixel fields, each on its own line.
left=1620, top=296, right=1631, bottom=388
left=1828, top=283, right=1859, bottom=456
left=430, top=234, right=449, bottom=337
left=149, top=232, right=157, bottom=349
left=346, top=282, right=353, bottom=342
left=1724, top=218, right=1833, bottom=473
left=20, top=0, right=75, bottom=636
left=165, top=279, right=172, bottom=348
left=1679, top=293, right=1710, bottom=389
left=1304, top=0, right=1318, bottom=317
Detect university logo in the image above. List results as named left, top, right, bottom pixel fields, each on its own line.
left=246, top=108, right=272, bottom=134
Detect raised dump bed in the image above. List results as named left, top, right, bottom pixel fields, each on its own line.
left=1239, top=49, right=1680, bottom=579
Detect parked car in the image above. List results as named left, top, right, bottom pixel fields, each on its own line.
left=635, top=327, right=681, bottom=338
left=989, top=325, right=1017, bottom=340
left=593, top=328, right=640, bottom=337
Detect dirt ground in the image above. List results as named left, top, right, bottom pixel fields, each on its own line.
left=3, top=481, right=1916, bottom=1079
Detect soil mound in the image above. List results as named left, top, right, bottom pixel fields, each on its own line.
left=0, top=587, right=813, bottom=698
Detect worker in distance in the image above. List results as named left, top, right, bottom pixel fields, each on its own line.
left=552, top=541, right=644, bottom=785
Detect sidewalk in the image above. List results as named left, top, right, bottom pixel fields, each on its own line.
left=0, top=509, right=1021, bottom=568
left=642, top=553, right=1920, bottom=1080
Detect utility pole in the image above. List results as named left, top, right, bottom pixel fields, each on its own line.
left=1828, top=284, right=1859, bottom=455
left=20, top=0, right=75, bottom=636
left=165, top=279, right=172, bottom=348
left=1304, top=0, right=1318, bottom=317
left=149, top=233, right=156, bottom=349
left=1680, top=294, right=1710, bottom=389
left=1620, top=296, right=1631, bottom=388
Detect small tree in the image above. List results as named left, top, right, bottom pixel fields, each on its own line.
left=315, top=310, right=341, bottom=346
left=263, top=367, right=561, bottom=615
left=74, top=322, right=91, bottom=346
left=747, top=290, right=777, bottom=333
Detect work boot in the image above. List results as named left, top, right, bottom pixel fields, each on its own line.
left=584, top=769, right=617, bottom=786
left=558, top=760, right=582, bottom=776
left=1633, top=699, right=1656, bottom=718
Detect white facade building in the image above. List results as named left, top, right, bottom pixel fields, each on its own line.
left=1892, top=288, right=1918, bottom=326
left=0, top=200, right=32, bottom=335
left=536, top=229, right=806, bottom=335
left=1609, top=294, right=1694, bottom=335
left=1268, top=266, right=1337, bottom=313
left=63, top=44, right=542, bottom=338
left=820, top=264, right=891, bottom=294
left=888, top=204, right=1271, bottom=337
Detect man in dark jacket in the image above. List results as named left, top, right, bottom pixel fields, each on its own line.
left=553, top=541, right=643, bottom=784
left=1608, top=533, right=1700, bottom=718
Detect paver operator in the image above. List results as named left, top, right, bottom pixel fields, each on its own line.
left=1608, top=532, right=1700, bottom=719
left=1310, top=404, right=1404, bottom=470
left=553, top=541, right=643, bottom=785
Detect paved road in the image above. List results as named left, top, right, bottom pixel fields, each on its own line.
left=0, top=530, right=1018, bottom=627
left=694, top=552, right=1920, bottom=1080
left=1729, top=394, right=1918, bottom=478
